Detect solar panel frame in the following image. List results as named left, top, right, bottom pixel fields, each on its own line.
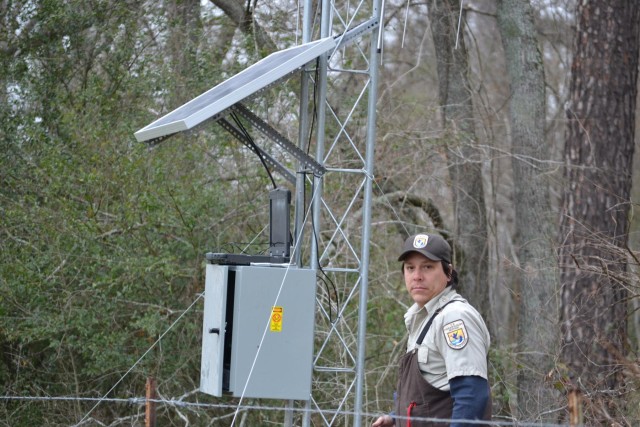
left=134, top=36, right=336, bottom=143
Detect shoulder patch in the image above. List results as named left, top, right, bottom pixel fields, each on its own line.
left=443, top=319, right=468, bottom=349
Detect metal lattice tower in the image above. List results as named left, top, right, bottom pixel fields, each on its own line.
left=296, top=1, right=382, bottom=426
left=134, top=1, right=383, bottom=425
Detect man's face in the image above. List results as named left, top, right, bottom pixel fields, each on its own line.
left=402, top=252, right=448, bottom=307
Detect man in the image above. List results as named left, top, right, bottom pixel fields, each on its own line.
left=372, top=233, right=491, bottom=427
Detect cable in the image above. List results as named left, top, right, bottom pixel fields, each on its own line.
left=317, top=272, right=337, bottom=324
left=371, top=179, right=410, bottom=237
left=402, top=0, right=410, bottom=48
left=306, top=58, right=320, bottom=156
left=306, top=174, right=340, bottom=325
left=230, top=111, right=277, bottom=189
left=306, top=59, right=340, bottom=324
left=74, top=294, right=204, bottom=426
left=455, top=0, right=465, bottom=49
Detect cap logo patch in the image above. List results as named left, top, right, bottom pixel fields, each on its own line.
left=443, top=320, right=468, bottom=349
left=413, top=234, right=429, bottom=249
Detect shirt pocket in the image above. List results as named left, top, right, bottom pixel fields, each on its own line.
left=417, top=345, right=429, bottom=364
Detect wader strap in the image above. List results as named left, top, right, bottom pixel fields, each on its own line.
left=415, top=300, right=459, bottom=345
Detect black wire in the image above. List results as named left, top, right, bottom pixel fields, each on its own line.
left=317, top=272, right=336, bottom=324
left=305, top=58, right=340, bottom=324
left=306, top=58, right=320, bottom=156
left=309, top=176, right=340, bottom=324
left=230, top=111, right=277, bottom=189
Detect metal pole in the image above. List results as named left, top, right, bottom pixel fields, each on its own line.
left=294, top=0, right=314, bottom=269
left=284, top=401, right=294, bottom=426
left=311, top=0, right=332, bottom=269
left=353, top=1, right=382, bottom=425
left=568, top=387, right=583, bottom=426
left=145, top=377, right=156, bottom=427
left=292, top=5, right=316, bottom=426
left=306, top=1, right=330, bottom=425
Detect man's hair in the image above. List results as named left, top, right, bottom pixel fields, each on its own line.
left=400, top=260, right=459, bottom=289
left=442, top=261, right=459, bottom=289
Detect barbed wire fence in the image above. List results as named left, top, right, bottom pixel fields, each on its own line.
left=0, top=394, right=580, bottom=427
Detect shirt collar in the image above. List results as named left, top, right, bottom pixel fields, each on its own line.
left=424, top=286, right=457, bottom=314
left=404, top=287, right=458, bottom=328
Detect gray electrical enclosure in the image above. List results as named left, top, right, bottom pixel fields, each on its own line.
left=200, top=264, right=316, bottom=400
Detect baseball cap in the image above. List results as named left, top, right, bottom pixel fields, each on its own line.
left=398, top=233, right=451, bottom=263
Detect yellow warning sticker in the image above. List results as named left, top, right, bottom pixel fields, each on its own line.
left=270, top=306, right=283, bottom=332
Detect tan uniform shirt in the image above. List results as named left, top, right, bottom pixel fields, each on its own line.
left=404, top=287, right=490, bottom=391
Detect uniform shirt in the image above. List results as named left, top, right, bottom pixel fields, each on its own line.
left=404, top=286, right=490, bottom=391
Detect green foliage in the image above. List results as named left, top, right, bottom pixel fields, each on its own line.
left=486, top=346, right=516, bottom=418
left=0, top=2, right=254, bottom=425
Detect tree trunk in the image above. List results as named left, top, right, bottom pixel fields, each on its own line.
left=559, top=0, right=639, bottom=422
left=210, top=0, right=277, bottom=55
left=429, top=0, right=491, bottom=333
left=497, top=0, right=559, bottom=422
left=167, top=0, right=202, bottom=105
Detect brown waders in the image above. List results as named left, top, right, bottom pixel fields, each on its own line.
left=394, top=301, right=491, bottom=426
left=394, top=348, right=453, bottom=427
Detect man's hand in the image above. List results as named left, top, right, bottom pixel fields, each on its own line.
left=371, top=414, right=394, bottom=427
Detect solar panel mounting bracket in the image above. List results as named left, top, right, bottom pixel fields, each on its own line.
left=231, top=103, right=326, bottom=177
left=334, top=18, right=380, bottom=50
left=217, top=116, right=297, bottom=184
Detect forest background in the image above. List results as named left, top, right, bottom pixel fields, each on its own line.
left=1, top=0, right=639, bottom=426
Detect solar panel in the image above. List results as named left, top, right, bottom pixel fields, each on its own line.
left=134, top=37, right=336, bottom=142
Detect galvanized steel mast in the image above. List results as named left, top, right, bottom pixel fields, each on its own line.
left=297, top=0, right=382, bottom=425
